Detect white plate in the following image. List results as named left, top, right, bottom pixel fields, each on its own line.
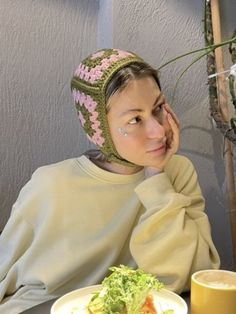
left=51, top=284, right=188, bottom=314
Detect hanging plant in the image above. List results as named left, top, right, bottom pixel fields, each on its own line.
left=157, top=1, right=236, bottom=144
left=205, top=0, right=236, bottom=143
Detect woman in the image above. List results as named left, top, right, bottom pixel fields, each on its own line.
left=0, top=48, right=220, bottom=313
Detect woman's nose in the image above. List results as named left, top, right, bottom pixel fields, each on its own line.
left=145, top=117, right=165, bottom=139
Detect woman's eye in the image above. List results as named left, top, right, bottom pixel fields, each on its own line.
left=154, top=104, right=164, bottom=116
left=129, top=116, right=142, bottom=124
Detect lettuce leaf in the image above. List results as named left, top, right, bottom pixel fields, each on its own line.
left=87, top=265, right=164, bottom=314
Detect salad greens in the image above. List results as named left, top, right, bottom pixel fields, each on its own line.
left=87, top=265, right=164, bottom=314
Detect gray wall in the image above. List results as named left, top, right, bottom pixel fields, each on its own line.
left=0, top=0, right=98, bottom=227
left=0, top=0, right=235, bottom=269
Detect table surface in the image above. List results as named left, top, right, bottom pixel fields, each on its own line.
left=22, top=292, right=191, bottom=314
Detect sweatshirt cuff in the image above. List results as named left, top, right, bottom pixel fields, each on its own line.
left=134, top=172, right=175, bottom=209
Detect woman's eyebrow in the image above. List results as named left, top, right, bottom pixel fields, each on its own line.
left=153, top=93, right=165, bottom=107
left=120, top=93, right=165, bottom=117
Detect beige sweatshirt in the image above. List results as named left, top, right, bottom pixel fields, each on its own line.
left=0, top=154, right=220, bottom=313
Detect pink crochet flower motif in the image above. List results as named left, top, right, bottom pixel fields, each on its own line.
left=72, top=89, right=105, bottom=146
left=74, top=49, right=134, bottom=84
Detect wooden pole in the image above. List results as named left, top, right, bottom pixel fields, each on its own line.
left=211, top=0, right=236, bottom=269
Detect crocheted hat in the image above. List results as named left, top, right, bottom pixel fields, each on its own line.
left=71, top=48, right=146, bottom=166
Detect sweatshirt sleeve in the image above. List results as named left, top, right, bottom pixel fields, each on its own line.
left=0, top=170, right=58, bottom=313
left=0, top=210, right=33, bottom=282
left=130, top=155, right=220, bottom=293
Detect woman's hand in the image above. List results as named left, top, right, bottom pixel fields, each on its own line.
left=144, top=104, right=180, bottom=178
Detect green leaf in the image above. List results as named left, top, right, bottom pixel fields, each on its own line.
left=87, top=265, right=164, bottom=314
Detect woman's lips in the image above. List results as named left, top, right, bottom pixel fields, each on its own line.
left=146, top=144, right=166, bottom=155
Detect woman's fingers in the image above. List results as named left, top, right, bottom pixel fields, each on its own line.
left=167, top=112, right=179, bottom=134
left=164, top=104, right=180, bottom=128
left=167, top=112, right=180, bottom=153
left=164, top=103, right=180, bottom=148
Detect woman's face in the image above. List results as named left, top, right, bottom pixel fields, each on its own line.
left=107, top=76, right=173, bottom=168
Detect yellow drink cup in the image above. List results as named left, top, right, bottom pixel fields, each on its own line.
left=191, top=269, right=236, bottom=314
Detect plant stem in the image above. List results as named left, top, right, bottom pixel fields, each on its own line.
left=158, top=36, right=236, bottom=71
left=170, top=48, right=214, bottom=104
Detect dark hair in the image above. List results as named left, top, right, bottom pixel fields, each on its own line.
left=105, top=62, right=161, bottom=107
